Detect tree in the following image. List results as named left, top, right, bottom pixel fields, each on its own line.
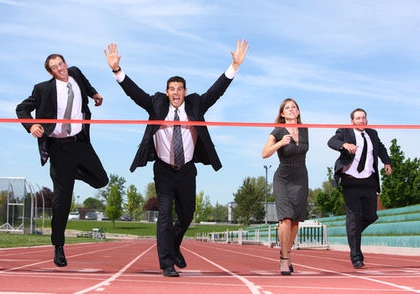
left=144, top=182, right=156, bottom=200
left=125, top=184, right=144, bottom=220
left=143, top=197, right=158, bottom=211
left=232, top=177, right=265, bottom=225
left=83, top=197, right=105, bottom=211
left=307, top=187, right=322, bottom=218
left=210, top=202, right=229, bottom=222
left=35, top=187, right=53, bottom=208
left=195, top=191, right=212, bottom=222
left=98, top=174, right=126, bottom=202
left=380, top=139, right=420, bottom=208
left=105, top=185, right=123, bottom=228
left=314, top=167, right=345, bottom=217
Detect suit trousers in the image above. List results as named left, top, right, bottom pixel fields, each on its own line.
left=153, top=159, right=197, bottom=269
left=340, top=174, right=378, bottom=263
left=49, top=137, right=108, bottom=246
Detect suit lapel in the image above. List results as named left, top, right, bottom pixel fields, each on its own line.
left=48, top=78, right=58, bottom=113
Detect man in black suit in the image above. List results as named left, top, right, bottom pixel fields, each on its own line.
left=328, top=108, right=392, bottom=269
left=16, top=54, right=109, bottom=267
left=104, top=40, right=249, bottom=277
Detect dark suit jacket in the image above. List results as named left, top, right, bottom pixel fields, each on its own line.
left=16, top=66, right=98, bottom=165
left=118, top=73, right=233, bottom=172
left=327, top=128, right=391, bottom=193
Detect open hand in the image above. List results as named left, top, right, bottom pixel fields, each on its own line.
left=104, top=43, right=121, bottom=71
left=230, top=39, right=250, bottom=71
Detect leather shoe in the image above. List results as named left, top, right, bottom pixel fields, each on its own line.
left=163, top=266, right=179, bottom=277
left=54, top=246, right=67, bottom=267
left=174, top=252, right=187, bottom=268
left=353, top=260, right=364, bottom=269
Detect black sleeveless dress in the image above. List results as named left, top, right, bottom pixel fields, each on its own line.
left=271, top=127, right=309, bottom=222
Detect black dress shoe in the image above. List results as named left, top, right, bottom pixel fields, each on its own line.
left=174, top=252, right=187, bottom=268
left=54, top=246, right=67, bottom=267
left=163, top=266, right=179, bottom=277
left=353, top=260, right=364, bottom=269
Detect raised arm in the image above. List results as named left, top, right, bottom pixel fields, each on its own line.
left=230, top=39, right=250, bottom=71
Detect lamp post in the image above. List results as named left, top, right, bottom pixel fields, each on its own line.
left=264, top=165, right=271, bottom=224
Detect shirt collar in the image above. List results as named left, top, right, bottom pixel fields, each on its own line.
left=353, top=128, right=364, bottom=136
left=56, top=76, right=75, bottom=88
left=170, top=102, right=185, bottom=114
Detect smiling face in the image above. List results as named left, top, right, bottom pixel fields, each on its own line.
left=46, top=56, right=69, bottom=82
left=351, top=110, right=368, bottom=131
left=166, top=81, right=187, bottom=108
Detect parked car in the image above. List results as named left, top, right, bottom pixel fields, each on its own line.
left=120, top=214, right=132, bottom=221
left=85, top=211, right=97, bottom=220
left=68, top=211, right=80, bottom=220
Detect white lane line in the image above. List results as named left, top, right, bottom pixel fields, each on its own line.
left=0, top=292, right=51, bottom=294
left=74, top=243, right=156, bottom=294
left=205, top=246, right=420, bottom=293
left=0, top=242, right=135, bottom=273
left=184, top=247, right=264, bottom=294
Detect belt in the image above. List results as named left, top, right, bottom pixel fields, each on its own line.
left=157, top=158, right=193, bottom=171
left=48, top=132, right=87, bottom=143
left=343, top=173, right=372, bottom=180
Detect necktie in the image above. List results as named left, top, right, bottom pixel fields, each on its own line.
left=63, top=83, right=74, bottom=134
left=357, top=132, right=367, bottom=173
left=173, top=108, right=185, bottom=168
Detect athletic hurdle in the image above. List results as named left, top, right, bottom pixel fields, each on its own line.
left=196, top=220, right=330, bottom=249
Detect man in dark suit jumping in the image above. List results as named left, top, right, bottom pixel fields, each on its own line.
left=328, top=108, right=392, bottom=269
left=16, top=54, right=109, bottom=267
left=104, top=40, right=249, bottom=277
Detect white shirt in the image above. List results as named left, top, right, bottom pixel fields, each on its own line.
left=114, top=64, right=238, bottom=165
left=153, top=103, right=197, bottom=165
left=345, top=129, right=374, bottom=178
left=50, top=77, right=83, bottom=137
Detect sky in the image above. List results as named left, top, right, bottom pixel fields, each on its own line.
left=1, top=0, right=419, bottom=206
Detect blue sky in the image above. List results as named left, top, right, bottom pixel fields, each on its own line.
left=1, top=0, right=419, bottom=206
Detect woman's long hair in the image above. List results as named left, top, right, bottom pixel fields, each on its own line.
left=274, top=98, right=302, bottom=124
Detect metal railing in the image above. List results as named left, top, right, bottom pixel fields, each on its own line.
left=196, top=220, right=329, bottom=249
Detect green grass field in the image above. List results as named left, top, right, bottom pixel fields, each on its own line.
left=0, top=220, right=242, bottom=248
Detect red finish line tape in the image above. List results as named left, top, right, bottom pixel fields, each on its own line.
left=1, top=118, right=419, bottom=129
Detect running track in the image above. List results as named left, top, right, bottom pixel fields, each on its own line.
left=1, top=239, right=419, bottom=294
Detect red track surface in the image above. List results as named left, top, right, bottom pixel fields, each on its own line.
left=1, top=239, right=419, bottom=294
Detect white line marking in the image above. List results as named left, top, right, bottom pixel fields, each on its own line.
left=184, top=247, right=264, bottom=294
left=207, top=246, right=420, bottom=293
left=0, top=242, right=134, bottom=274
left=74, top=243, right=155, bottom=294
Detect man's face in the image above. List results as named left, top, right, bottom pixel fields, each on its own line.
left=48, top=57, right=69, bottom=82
left=351, top=110, right=367, bottom=131
left=166, top=82, right=186, bottom=108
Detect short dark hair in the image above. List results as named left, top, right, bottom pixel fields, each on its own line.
left=350, top=108, right=366, bottom=120
left=166, top=76, right=186, bottom=90
left=44, top=54, right=65, bottom=73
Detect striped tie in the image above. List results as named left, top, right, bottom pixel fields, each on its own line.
left=173, top=108, right=185, bottom=168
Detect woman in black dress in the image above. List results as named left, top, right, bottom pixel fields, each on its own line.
left=262, top=98, right=309, bottom=275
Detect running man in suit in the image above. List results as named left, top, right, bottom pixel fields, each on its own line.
left=328, top=108, right=392, bottom=269
left=16, top=54, right=109, bottom=267
left=104, top=40, right=249, bottom=277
